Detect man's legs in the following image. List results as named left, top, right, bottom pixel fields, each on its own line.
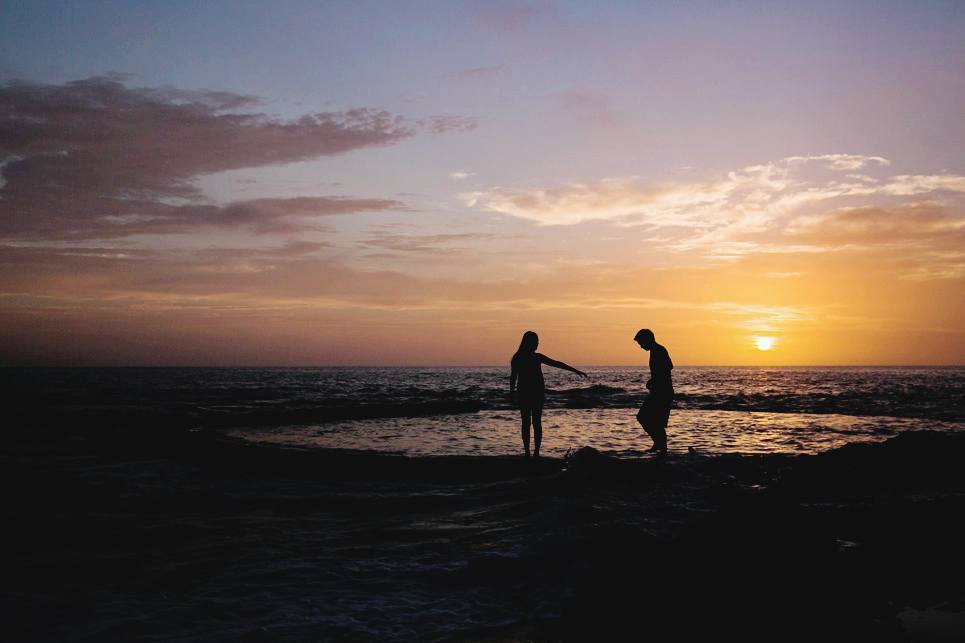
left=637, top=398, right=669, bottom=454
left=645, top=425, right=667, bottom=453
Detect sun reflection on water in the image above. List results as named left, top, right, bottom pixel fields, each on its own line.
left=228, top=409, right=960, bottom=458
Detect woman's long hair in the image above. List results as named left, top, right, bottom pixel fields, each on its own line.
left=514, top=331, right=539, bottom=361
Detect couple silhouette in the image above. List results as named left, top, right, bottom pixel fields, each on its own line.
left=509, top=329, right=673, bottom=457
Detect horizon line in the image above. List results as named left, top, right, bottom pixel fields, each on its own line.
left=2, top=364, right=963, bottom=369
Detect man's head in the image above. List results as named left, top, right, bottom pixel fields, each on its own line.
left=634, top=328, right=655, bottom=350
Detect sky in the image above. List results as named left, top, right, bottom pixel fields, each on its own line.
left=1, top=0, right=963, bottom=366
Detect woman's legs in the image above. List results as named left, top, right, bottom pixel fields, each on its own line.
left=532, top=410, right=542, bottom=457
left=520, top=407, right=532, bottom=456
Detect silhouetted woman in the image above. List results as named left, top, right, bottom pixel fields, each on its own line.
left=510, top=331, right=586, bottom=457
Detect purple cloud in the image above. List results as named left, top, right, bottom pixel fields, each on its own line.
left=551, top=87, right=621, bottom=128
left=455, top=65, right=510, bottom=80
left=473, top=1, right=555, bottom=30
left=359, top=231, right=502, bottom=254
left=0, top=76, right=472, bottom=240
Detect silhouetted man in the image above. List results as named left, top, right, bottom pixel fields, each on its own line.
left=634, top=328, right=673, bottom=455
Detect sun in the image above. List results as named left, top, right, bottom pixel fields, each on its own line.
left=755, top=337, right=775, bottom=351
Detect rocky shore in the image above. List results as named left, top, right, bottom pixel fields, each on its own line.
left=3, top=426, right=964, bottom=642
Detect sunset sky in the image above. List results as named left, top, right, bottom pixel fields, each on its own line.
left=1, top=1, right=963, bottom=366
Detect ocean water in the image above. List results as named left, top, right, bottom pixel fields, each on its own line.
left=4, top=366, right=964, bottom=642
left=6, top=365, right=964, bottom=456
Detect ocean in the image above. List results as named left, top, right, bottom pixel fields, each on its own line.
left=3, top=366, right=964, bottom=642
left=6, top=366, right=964, bottom=455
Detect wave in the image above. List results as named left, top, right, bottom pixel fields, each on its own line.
left=673, top=392, right=965, bottom=423
left=555, top=384, right=628, bottom=396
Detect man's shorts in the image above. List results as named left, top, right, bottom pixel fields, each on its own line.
left=637, top=392, right=672, bottom=430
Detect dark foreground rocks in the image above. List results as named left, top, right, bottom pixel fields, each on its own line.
left=561, top=431, right=965, bottom=642
left=3, top=425, right=964, bottom=642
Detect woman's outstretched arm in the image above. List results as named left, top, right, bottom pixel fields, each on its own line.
left=539, top=355, right=587, bottom=378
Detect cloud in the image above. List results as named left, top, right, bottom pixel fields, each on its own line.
left=418, top=115, right=478, bottom=136
left=473, top=1, right=554, bottom=30
left=461, top=154, right=965, bottom=281
left=465, top=154, right=965, bottom=233
left=0, top=239, right=814, bottom=323
left=359, top=232, right=503, bottom=254
left=462, top=172, right=758, bottom=227
left=263, top=240, right=332, bottom=256
left=198, top=197, right=406, bottom=235
left=551, top=88, right=621, bottom=128
left=786, top=202, right=965, bottom=244
left=455, top=65, right=509, bottom=80
left=2, top=193, right=406, bottom=239
left=0, top=76, right=472, bottom=240
left=786, top=154, right=890, bottom=171
left=880, top=174, right=965, bottom=196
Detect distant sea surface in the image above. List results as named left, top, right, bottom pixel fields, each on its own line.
left=5, top=366, right=964, bottom=456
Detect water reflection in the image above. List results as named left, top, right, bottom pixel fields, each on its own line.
left=228, top=409, right=962, bottom=458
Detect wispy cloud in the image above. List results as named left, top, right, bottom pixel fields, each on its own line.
left=551, top=87, right=621, bottom=128
left=0, top=76, right=473, bottom=241
left=6, top=196, right=406, bottom=240
left=0, top=240, right=819, bottom=329
left=455, top=65, right=509, bottom=80
left=359, top=232, right=503, bottom=254
left=786, top=202, right=965, bottom=243
left=463, top=155, right=965, bottom=242
left=460, top=155, right=965, bottom=283
left=786, top=154, right=890, bottom=171
left=472, top=0, right=555, bottom=31
left=461, top=169, right=764, bottom=227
